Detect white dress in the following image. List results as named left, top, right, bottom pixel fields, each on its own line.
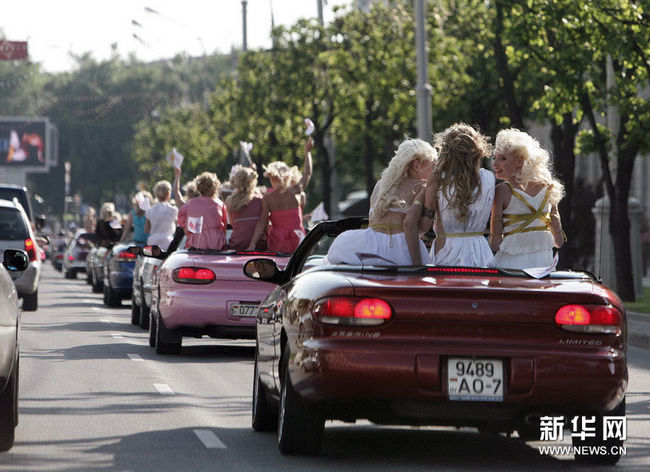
left=146, top=202, right=178, bottom=250
left=431, top=168, right=495, bottom=267
left=494, top=185, right=554, bottom=270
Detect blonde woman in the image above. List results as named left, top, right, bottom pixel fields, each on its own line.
left=246, top=138, right=313, bottom=253
left=145, top=180, right=178, bottom=251
left=178, top=172, right=228, bottom=250
left=226, top=166, right=266, bottom=251
left=490, top=128, right=565, bottom=269
left=420, top=123, right=495, bottom=267
left=326, top=138, right=436, bottom=266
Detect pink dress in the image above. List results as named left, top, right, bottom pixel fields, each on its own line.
left=228, top=196, right=266, bottom=251
left=268, top=206, right=305, bottom=254
left=178, top=196, right=228, bottom=250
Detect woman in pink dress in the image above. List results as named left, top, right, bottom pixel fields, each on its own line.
left=177, top=172, right=228, bottom=250
left=226, top=166, right=266, bottom=251
left=247, top=138, right=313, bottom=254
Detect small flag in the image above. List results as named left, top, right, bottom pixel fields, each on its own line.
left=135, top=191, right=151, bottom=211
left=166, top=148, right=184, bottom=169
left=187, top=216, right=203, bottom=234
left=304, top=118, right=315, bottom=136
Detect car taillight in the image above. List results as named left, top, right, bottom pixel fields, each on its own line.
left=116, top=251, right=137, bottom=262
left=68, top=255, right=75, bottom=262
left=555, top=304, right=622, bottom=334
left=173, top=267, right=216, bottom=284
left=312, top=296, right=392, bottom=326
left=24, top=238, right=37, bottom=261
left=426, top=267, right=500, bottom=275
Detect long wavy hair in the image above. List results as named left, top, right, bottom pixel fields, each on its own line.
left=263, top=161, right=299, bottom=191
left=372, top=138, right=437, bottom=220
left=432, top=123, right=492, bottom=222
left=494, top=128, right=564, bottom=205
left=226, top=167, right=259, bottom=211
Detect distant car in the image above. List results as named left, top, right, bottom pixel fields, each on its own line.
left=0, top=185, right=33, bottom=223
left=87, top=245, right=109, bottom=293
left=0, top=248, right=29, bottom=451
left=102, top=242, right=136, bottom=307
left=63, top=232, right=96, bottom=279
left=0, top=199, right=41, bottom=311
left=245, top=217, right=627, bottom=463
left=147, top=244, right=290, bottom=354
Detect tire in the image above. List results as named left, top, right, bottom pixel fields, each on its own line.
left=277, top=355, right=324, bottom=455
left=130, top=295, right=141, bottom=325
left=22, top=290, right=38, bottom=311
left=105, top=282, right=121, bottom=308
left=64, top=269, right=75, bottom=279
left=517, top=417, right=541, bottom=441
left=138, top=287, right=150, bottom=330
left=86, top=270, right=93, bottom=285
left=148, top=311, right=157, bottom=347
left=572, top=397, right=626, bottom=465
left=155, top=313, right=181, bottom=354
left=0, top=357, right=18, bottom=452
left=92, top=271, right=103, bottom=293
left=252, top=351, right=277, bottom=432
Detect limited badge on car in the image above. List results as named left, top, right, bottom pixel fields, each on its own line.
left=447, top=358, right=504, bottom=402
left=230, top=303, right=259, bottom=317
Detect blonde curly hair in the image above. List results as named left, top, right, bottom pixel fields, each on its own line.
left=494, top=128, right=564, bottom=205
left=263, top=161, right=300, bottom=191
left=153, top=180, right=171, bottom=201
left=372, top=138, right=438, bottom=220
left=194, top=172, right=220, bottom=198
left=432, top=123, right=492, bottom=222
left=226, top=166, right=259, bottom=211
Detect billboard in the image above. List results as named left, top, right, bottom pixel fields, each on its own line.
left=0, top=41, right=28, bottom=60
left=0, top=118, right=49, bottom=169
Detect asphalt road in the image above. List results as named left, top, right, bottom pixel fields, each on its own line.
left=0, top=264, right=649, bottom=471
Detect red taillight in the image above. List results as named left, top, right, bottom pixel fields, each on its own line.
left=56, top=254, right=64, bottom=260
left=24, top=238, right=37, bottom=261
left=68, top=255, right=75, bottom=262
left=173, top=267, right=216, bottom=284
left=426, top=267, right=500, bottom=275
left=116, top=251, right=137, bottom=261
left=313, top=297, right=392, bottom=326
left=555, top=304, right=622, bottom=334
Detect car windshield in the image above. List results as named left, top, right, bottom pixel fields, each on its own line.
left=0, top=208, right=29, bottom=240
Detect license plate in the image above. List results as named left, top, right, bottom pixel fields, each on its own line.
left=230, top=303, right=259, bottom=317
left=447, top=358, right=504, bottom=402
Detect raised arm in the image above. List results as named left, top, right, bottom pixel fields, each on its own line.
left=246, top=196, right=271, bottom=251
left=297, top=137, right=313, bottom=191
left=172, top=167, right=186, bottom=207
left=549, top=203, right=565, bottom=248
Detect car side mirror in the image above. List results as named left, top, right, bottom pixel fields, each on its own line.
left=142, top=245, right=164, bottom=258
left=243, top=258, right=280, bottom=283
left=3, top=249, right=29, bottom=272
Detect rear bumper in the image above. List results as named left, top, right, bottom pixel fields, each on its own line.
left=290, top=339, right=627, bottom=425
left=13, top=263, right=40, bottom=296
left=108, top=262, right=134, bottom=291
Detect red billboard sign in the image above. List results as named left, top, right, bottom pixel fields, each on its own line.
left=0, top=41, right=28, bottom=60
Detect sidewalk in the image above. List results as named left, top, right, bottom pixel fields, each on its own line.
left=627, top=274, right=650, bottom=350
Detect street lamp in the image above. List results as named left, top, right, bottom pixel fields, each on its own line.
left=415, top=0, right=432, bottom=141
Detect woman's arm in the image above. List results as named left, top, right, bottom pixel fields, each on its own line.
left=403, top=189, right=425, bottom=265
left=549, top=203, right=565, bottom=248
left=144, top=218, right=151, bottom=235
left=173, top=167, right=186, bottom=206
left=489, top=184, right=509, bottom=252
left=297, top=137, right=313, bottom=191
left=247, top=196, right=271, bottom=250
left=119, top=212, right=133, bottom=242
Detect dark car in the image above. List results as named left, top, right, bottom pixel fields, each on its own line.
left=0, top=248, right=29, bottom=451
left=244, top=218, right=627, bottom=463
left=102, top=242, right=136, bottom=307
left=63, top=232, right=96, bottom=279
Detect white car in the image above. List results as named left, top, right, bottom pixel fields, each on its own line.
left=0, top=199, right=41, bottom=311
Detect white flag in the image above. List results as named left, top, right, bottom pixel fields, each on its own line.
left=187, top=216, right=203, bottom=234
left=135, top=191, right=151, bottom=211
left=304, top=118, right=315, bottom=136
left=166, top=148, right=184, bottom=169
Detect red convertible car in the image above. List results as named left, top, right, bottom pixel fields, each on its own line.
left=244, top=218, right=627, bottom=463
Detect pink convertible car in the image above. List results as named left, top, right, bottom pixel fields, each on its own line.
left=146, top=246, right=289, bottom=354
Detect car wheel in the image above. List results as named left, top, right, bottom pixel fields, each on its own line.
left=138, top=287, right=150, bottom=330
left=516, top=417, right=541, bottom=441
left=252, top=350, right=277, bottom=432
left=0, top=357, right=18, bottom=452
left=277, top=355, right=324, bottom=455
left=86, top=270, right=93, bottom=285
left=130, top=295, right=141, bottom=325
left=22, top=290, right=38, bottom=311
left=155, top=313, right=181, bottom=355
left=92, top=272, right=103, bottom=293
left=572, top=397, right=626, bottom=465
left=148, top=311, right=157, bottom=347
left=105, top=282, right=121, bottom=308
left=64, top=269, right=75, bottom=279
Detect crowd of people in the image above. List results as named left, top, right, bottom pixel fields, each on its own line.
left=88, top=123, right=565, bottom=271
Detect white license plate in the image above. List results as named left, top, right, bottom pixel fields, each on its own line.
left=230, top=303, right=259, bottom=317
left=447, top=358, right=504, bottom=402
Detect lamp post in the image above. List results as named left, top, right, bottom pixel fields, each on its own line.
left=242, top=1, right=248, bottom=51
left=415, top=0, right=432, bottom=141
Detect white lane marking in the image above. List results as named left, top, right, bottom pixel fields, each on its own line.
left=153, top=383, right=175, bottom=395
left=91, top=307, right=103, bottom=311
left=193, top=429, right=227, bottom=449
left=100, top=319, right=110, bottom=323
left=127, top=353, right=144, bottom=361
left=111, top=333, right=124, bottom=339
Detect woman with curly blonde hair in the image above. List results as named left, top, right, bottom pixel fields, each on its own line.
left=226, top=166, right=266, bottom=250
left=327, top=138, right=437, bottom=266
left=490, top=128, right=565, bottom=269
left=178, top=172, right=228, bottom=250
left=420, top=123, right=496, bottom=267
left=246, top=138, right=313, bottom=253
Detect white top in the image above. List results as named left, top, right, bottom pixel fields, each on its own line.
left=495, top=186, right=554, bottom=270
left=431, top=168, right=495, bottom=267
left=146, top=202, right=178, bottom=250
